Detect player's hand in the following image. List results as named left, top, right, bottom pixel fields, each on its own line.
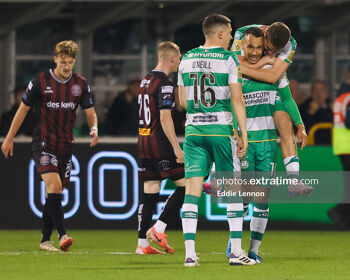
left=235, top=134, right=243, bottom=150
left=89, top=127, right=98, bottom=147
left=237, top=135, right=248, bottom=158
left=174, top=147, right=184, bottom=164
left=1, top=138, right=14, bottom=159
left=260, top=53, right=276, bottom=65
left=296, top=124, right=307, bottom=150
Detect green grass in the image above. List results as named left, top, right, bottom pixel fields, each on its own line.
left=0, top=230, right=350, bottom=280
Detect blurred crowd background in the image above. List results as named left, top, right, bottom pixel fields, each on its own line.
left=1, top=0, right=350, bottom=145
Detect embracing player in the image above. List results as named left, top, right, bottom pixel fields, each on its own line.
left=232, top=23, right=313, bottom=195
left=226, top=27, right=290, bottom=263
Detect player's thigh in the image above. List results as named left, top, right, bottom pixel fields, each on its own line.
left=212, top=136, right=239, bottom=172
left=241, top=143, right=256, bottom=172
left=253, top=141, right=276, bottom=203
left=256, top=141, right=277, bottom=175
left=184, top=136, right=212, bottom=179
left=41, top=172, right=63, bottom=193
left=273, top=110, right=293, bottom=138
left=174, top=178, right=186, bottom=187
left=144, top=180, right=161, bottom=193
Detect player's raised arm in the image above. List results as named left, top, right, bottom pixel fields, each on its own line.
left=84, top=107, right=98, bottom=147
left=240, top=58, right=289, bottom=84
left=1, top=102, right=31, bottom=158
left=235, top=22, right=295, bottom=84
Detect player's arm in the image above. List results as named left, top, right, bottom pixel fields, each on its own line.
left=80, top=81, right=98, bottom=147
left=178, top=85, right=187, bottom=109
left=1, top=102, right=30, bottom=158
left=84, top=107, right=98, bottom=147
left=239, top=54, right=276, bottom=70
left=240, top=57, right=289, bottom=84
left=230, top=83, right=247, bottom=157
left=177, top=65, right=187, bottom=109
left=227, top=55, right=247, bottom=156
left=159, top=83, right=184, bottom=163
left=278, top=85, right=307, bottom=149
left=160, top=110, right=184, bottom=163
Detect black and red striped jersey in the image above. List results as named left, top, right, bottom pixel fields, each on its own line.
left=137, top=70, right=176, bottom=159
left=22, top=69, right=94, bottom=154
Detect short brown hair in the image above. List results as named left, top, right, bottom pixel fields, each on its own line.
left=266, top=22, right=291, bottom=50
left=54, top=40, right=79, bottom=58
left=202, top=14, right=231, bottom=37
left=158, top=41, right=180, bottom=58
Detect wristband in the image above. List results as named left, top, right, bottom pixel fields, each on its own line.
left=90, top=126, right=98, bottom=134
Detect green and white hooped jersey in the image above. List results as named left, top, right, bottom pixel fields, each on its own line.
left=178, top=46, right=242, bottom=137
left=232, top=24, right=297, bottom=64
left=242, top=70, right=289, bottom=142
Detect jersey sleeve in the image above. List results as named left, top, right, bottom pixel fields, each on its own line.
left=22, top=78, right=40, bottom=107
left=226, top=55, right=242, bottom=84
left=80, top=80, right=95, bottom=109
left=277, top=73, right=289, bottom=89
left=158, top=81, right=175, bottom=110
left=277, top=36, right=297, bottom=64
left=231, top=28, right=244, bottom=55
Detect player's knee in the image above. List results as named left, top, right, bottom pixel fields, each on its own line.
left=46, top=182, right=62, bottom=194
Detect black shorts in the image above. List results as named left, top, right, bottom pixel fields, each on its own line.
left=32, top=145, right=73, bottom=187
left=138, top=154, right=184, bottom=181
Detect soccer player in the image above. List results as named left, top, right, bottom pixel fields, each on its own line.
left=232, top=23, right=312, bottom=195
left=178, top=14, right=255, bottom=266
left=1, top=40, right=98, bottom=252
left=226, top=27, right=289, bottom=263
left=136, top=41, right=185, bottom=255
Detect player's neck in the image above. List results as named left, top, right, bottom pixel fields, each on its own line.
left=153, top=63, right=170, bottom=76
left=53, top=68, right=69, bottom=81
left=202, top=39, right=223, bottom=49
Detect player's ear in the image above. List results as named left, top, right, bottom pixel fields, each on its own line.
left=217, top=30, right=223, bottom=40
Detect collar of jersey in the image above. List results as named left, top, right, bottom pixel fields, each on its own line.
left=49, top=69, right=73, bottom=84
left=199, top=46, right=223, bottom=49
left=152, top=69, right=166, bottom=74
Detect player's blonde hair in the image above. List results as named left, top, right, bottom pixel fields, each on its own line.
left=54, top=40, right=79, bottom=58
left=157, top=41, right=180, bottom=59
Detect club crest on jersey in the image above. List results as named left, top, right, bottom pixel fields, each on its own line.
left=71, top=85, right=82, bottom=96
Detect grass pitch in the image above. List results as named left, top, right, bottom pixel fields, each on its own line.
left=0, top=230, right=349, bottom=280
